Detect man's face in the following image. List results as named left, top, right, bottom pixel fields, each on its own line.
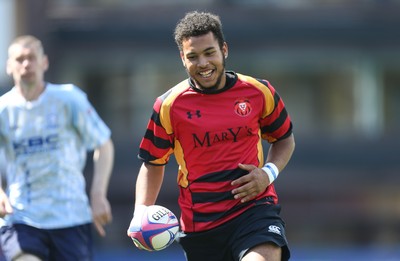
left=7, top=43, right=48, bottom=87
left=180, top=31, right=228, bottom=91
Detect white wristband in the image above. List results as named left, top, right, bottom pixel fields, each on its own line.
left=261, top=162, right=279, bottom=184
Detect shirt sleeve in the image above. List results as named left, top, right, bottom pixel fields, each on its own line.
left=70, top=86, right=111, bottom=150
left=259, top=80, right=293, bottom=143
left=138, top=96, right=174, bottom=165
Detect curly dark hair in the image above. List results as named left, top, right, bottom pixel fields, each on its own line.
left=174, top=11, right=226, bottom=52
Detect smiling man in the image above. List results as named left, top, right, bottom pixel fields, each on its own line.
left=128, top=11, right=295, bottom=261
left=180, top=30, right=228, bottom=91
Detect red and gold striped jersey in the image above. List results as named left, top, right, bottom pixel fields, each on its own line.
left=139, top=71, right=292, bottom=232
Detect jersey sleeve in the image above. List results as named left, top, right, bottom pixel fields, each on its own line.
left=138, top=96, right=174, bottom=165
left=259, top=80, right=293, bottom=143
left=69, top=86, right=111, bottom=150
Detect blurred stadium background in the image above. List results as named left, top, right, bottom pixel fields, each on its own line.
left=1, top=0, right=400, bottom=260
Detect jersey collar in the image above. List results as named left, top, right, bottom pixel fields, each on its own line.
left=189, top=71, right=238, bottom=94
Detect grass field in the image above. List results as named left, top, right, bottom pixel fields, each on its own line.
left=93, top=244, right=400, bottom=261
left=1, top=244, right=399, bottom=260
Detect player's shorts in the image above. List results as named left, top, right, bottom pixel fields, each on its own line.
left=0, top=223, right=92, bottom=261
left=177, top=204, right=290, bottom=261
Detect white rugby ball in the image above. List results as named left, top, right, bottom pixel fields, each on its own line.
left=129, top=205, right=179, bottom=251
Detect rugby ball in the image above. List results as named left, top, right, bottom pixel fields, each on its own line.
left=129, top=205, right=179, bottom=251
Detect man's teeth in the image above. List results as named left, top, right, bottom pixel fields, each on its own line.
left=199, top=70, right=212, bottom=77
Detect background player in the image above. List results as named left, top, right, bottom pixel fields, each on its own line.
left=128, top=11, right=295, bottom=261
left=0, top=35, right=114, bottom=261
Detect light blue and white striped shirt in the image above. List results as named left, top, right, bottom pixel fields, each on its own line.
left=0, top=83, right=111, bottom=229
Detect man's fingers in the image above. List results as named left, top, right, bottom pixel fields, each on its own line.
left=232, top=164, right=265, bottom=203
left=93, top=213, right=112, bottom=237
left=238, top=163, right=256, bottom=171
left=94, top=219, right=106, bottom=237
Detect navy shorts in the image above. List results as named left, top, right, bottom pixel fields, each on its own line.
left=177, top=204, right=290, bottom=261
left=0, top=223, right=92, bottom=261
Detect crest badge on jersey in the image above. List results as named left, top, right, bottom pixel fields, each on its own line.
left=234, top=98, right=252, bottom=117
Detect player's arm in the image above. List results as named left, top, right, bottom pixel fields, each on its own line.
left=0, top=188, right=13, bottom=218
left=0, top=143, right=12, bottom=217
left=135, top=162, right=165, bottom=206
left=265, top=133, right=295, bottom=172
left=90, top=138, right=114, bottom=237
left=232, top=134, right=295, bottom=203
left=127, top=162, right=165, bottom=240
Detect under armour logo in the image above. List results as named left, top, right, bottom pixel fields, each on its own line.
left=187, top=110, right=201, bottom=119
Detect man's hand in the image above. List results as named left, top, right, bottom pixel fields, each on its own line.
left=0, top=189, right=13, bottom=218
left=231, top=163, right=270, bottom=203
left=127, top=205, right=148, bottom=250
left=91, top=194, right=112, bottom=237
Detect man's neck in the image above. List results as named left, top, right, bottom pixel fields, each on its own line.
left=17, top=82, right=45, bottom=101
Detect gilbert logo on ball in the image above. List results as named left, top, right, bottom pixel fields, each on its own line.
left=129, top=205, right=179, bottom=251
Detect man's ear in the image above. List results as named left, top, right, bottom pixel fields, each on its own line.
left=223, top=42, right=228, bottom=59
left=42, top=55, right=49, bottom=72
left=6, top=59, right=12, bottom=76
left=180, top=52, right=186, bottom=67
